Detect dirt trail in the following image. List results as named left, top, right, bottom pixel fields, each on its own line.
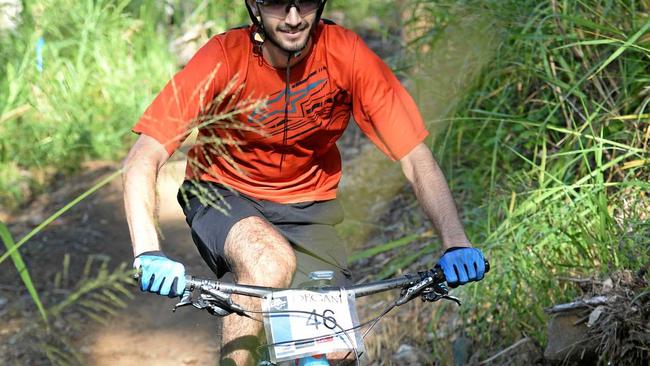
left=0, top=156, right=222, bottom=365
left=82, top=157, right=222, bottom=365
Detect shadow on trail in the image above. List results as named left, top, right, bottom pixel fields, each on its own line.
left=77, top=159, right=221, bottom=365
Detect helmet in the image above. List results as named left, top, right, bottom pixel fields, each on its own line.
left=244, top=0, right=328, bottom=54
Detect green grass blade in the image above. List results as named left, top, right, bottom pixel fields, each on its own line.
left=348, top=231, right=432, bottom=262
left=0, top=222, right=48, bottom=322
left=378, top=245, right=436, bottom=279
left=591, top=18, right=650, bottom=77
left=0, top=169, right=122, bottom=266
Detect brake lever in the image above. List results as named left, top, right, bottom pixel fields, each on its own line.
left=442, top=295, right=461, bottom=306
left=173, top=284, right=245, bottom=317
left=173, top=290, right=195, bottom=312
left=396, top=270, right=442, bottom=306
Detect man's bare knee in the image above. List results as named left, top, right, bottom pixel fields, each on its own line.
left=225, top=216, right=296, bottom=286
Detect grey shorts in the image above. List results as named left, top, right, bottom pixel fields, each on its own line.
left=177, top=180, right=351, bottom=286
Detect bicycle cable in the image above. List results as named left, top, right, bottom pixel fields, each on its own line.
left=341, top=300, right=399, bottom=365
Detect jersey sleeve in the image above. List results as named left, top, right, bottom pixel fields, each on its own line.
left=350, top=35, right=429, bottom=161
left=132, top=36, right=228, bottom=155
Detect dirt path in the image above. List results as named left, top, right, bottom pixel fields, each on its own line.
left=0, top=156, right=220, bottom=365
left=82, top=157, right=222, bottom=365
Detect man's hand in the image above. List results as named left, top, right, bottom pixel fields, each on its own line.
left=134, top=251, right=186, bottom=297
left=438, top=247, right=486, bottom=288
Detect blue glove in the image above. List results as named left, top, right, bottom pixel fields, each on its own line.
left=134, top=251, right=186, bottom=298
left=438, top=247, right=486, bottom=288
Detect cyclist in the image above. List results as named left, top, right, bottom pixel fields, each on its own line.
left=123, top=1, right=487, bottom=364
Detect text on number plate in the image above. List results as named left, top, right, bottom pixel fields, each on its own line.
left=262, top=289, right=362, bottom=362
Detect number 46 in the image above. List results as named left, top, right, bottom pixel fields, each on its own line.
left=306, top=309, right=337, bottom=330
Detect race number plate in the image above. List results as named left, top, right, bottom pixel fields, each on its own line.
left=262, top=289, right=363, bottom=362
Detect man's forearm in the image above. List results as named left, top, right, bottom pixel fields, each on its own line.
left=122, top=142, right=166, bottom=257
left=401, top=144, right=471, bottom=250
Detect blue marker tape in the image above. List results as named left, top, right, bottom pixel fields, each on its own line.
left=36, top=37, right=45, bottom=72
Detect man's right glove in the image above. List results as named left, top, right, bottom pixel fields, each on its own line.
left=134, top=251, right=186, bottom=298
left=438, top=247, right=486, bottom=288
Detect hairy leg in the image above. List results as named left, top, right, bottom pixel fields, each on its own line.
left=220, top=216, right=296, bottom=366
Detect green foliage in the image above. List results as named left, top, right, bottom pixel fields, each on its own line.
left=425, top=0, right=650, bottom=351
left=48, top=255, right=135, bottom=323
left=0, top=221, right=47, bottom=322
left=2, top=255, right=134, bottom=365
left=40, top=255, right=133, bottom=365
left=0, top=0, right=251, bottom=209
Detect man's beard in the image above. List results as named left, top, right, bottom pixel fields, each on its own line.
left=266, top=22, right=311, bottom=53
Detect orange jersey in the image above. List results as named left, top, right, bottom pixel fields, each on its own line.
left=133, top=22, right=428, bottom=203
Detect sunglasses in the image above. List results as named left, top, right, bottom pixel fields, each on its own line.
left=255, top=0, right=322, bottom=18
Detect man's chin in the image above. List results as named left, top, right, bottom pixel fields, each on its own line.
left=283, top=41, right=308, bottom=52
left=270, top=32, right=309, bottom=52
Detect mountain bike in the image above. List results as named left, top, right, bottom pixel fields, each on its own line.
left=172, top=260, right=490, bottom=365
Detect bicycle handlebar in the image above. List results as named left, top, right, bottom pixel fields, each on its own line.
left=171, top=259, right=490, bottom=364
left=183, top=259, right=489, bottom=300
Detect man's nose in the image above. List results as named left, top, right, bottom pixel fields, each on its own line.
left=284, top=6, right=302, bottom=27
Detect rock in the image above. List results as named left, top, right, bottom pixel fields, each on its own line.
left=0, top=296, right=7, bottom=309
left=54, top=319, right=66, bottom=330
left=544, top=313, right=597, bottom=363
left=392, top=344, right=431, bottom=365
left=602, top=278, right=614, bottom=293
left=393, top=344, right=421, bottom=365
left=452, top=336, right=473, bottom=366
left=26, top=212, right=46, bottom=227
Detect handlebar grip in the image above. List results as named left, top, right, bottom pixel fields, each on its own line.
left=184, top=275, right=195, bottom=291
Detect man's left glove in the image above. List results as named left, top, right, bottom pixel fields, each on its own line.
left=438, top=247, right=486, bottom=288
left=133, top=251, right=186, bottom=298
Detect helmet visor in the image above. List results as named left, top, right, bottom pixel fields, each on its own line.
left=256, top=0, right=321, bottom=18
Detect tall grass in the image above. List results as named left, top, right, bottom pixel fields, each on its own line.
left=0, top=0, right=250, bottom=209
left=423, top=0, right=649, bottom=354
left=1, top=0, right=167, bottom=208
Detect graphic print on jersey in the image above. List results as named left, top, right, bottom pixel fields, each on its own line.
left=248, top=66, right=350, bottom=145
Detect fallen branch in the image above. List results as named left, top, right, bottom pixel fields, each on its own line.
left=556, top=276, right=601, bottom=284
left=545, top=296, right=614, bottom=314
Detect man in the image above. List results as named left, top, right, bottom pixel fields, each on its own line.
left=123, top=1, right=486, bottom=364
